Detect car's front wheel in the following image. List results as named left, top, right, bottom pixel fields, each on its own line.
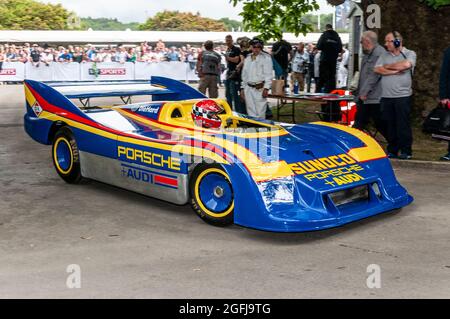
left=190, top=164, right=234, bottom=227
left=51, top=127, right=82, bottom=184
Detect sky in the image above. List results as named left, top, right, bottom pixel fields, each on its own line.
left=39, top=0, right=336, bottom=23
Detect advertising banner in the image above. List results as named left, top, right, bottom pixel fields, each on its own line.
left=80, top=62, right=135, bottom=81
left=0, top=62, right=25, bottom=81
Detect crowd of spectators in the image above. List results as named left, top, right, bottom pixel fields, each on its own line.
left=0, top=40, right=210, bottom=66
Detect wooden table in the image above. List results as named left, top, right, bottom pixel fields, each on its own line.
left=268, top=92, right=355, bottom=124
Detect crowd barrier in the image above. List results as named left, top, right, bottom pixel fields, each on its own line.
left=0, top=61, right=201, bottom=82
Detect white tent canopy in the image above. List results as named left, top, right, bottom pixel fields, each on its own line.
left=0, top=30, right=349, bottom=45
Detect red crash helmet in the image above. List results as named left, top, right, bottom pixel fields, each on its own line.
left=191, top=99, right=223, bottom=129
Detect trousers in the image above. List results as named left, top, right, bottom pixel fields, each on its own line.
left=380, top=96, right=413, bottom=155
left=244, top=86, right=267, bottom=119
left=198, top=74, right=219, bottom=98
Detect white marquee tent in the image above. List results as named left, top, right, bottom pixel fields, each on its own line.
left=0, top=30, right=349, bottom=45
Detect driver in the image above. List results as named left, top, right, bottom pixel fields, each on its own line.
left=191, top=99, right=224, bottom=129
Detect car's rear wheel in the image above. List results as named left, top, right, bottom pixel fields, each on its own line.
left=190, top=164, right=234, bottom=227
left=51, top=127, right=82, bottom=184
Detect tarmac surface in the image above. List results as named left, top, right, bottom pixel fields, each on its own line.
left=0, top=84, right=449, bottom=298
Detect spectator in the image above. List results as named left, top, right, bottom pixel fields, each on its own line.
left=23, top=43, right=31, bottom=55
left=67, top=45, right=74, bottom=58
left=316, top=24, right=343, bottom=93
left=439, top=46, right=450, bottom=161
left=29, top=44, right=41, bottom=67
left=6, top=46, right=19, bottom=62
left=0, top=45, right=5, bottom=72
left=127, top=47, right=137, bottom=62
left=154, top=47, right=166, bottom=62
left=271, top=38, right=292, bottom=84
left=240, top=38, right=273, bottom=119
left=353, top=31, right=387, bottom=139
left=86, top=45, right=96, bottom=61
left=306, top=43, right=316, bottom=93
left=58, top=48, right=73, bottom=62
left=186, top=48, right=197, bottom=70
left=337, top=45, right=349, bottom=89
left=72, top=46, right=83, bottom=63
left=290, top=42, right=309, bottom=93
left=314, top=49, right=321, bottom=93
left=197, top=40, right=222, bottom=98
left=156, top=39, right=165, bottom=51
left=166, top=46, right=180, bottom=62
left=374, top=31, right=416, bottom=160
left=17, top=48, right=29, bottom=63
left=224, top=35, right=243, bottom=113
left=41, top=48, right=54, bottom=66
left=116, top=46, right=128, bottom=64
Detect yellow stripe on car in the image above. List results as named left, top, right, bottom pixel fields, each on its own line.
left=312, top=122, right=386, bottom=162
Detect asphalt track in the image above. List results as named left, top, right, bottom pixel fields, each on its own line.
left=0, top=84, right=449, bottom=298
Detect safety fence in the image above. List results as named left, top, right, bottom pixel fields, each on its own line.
left=0, top=61, right=201, bottom=82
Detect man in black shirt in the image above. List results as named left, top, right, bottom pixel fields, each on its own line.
left=439, top=46, right=450, bottom=161
left=272, top=38, right=292, bottom=84
left=224, top=35, right=244, bottom=114
left=317, top=24, right=343, bottom=93
left=29, top=44, right=41, bottom=68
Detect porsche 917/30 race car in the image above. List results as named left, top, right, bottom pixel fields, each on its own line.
left=23, top=77, right=413, bottom=232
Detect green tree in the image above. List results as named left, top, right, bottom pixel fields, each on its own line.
left=0, top=0, right=70, bottom=30
left=138, top=10, right=227, bottom=31
left=420, top=0, right=450, bottom=8
left=219, top=17, right=243, bottom=31
left=80, top=17, right=140, bottom=31
left=230, top=0, right=320, bottom=41
left=301, top=13, right=334, bottom=32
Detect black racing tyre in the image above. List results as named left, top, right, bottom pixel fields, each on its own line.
left=51, top=127, right=82, bottom=184
left=190, top=164, right=234, bottom=227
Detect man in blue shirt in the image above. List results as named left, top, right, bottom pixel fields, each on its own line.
left=166, top=47, right=180, bottom=62
left=58, top=48, right=73, bottom=62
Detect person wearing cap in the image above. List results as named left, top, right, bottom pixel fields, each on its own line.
left=29, top=44, right=41, bottom=68
left=240, top=38, right=273, bottom=119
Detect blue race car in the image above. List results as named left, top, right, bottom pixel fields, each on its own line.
left=24, top=77, right=413, bottom=232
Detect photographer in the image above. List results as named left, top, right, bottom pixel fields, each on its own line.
left=224, top=35, right=243, bottom=113
left=290, top=42, right=309, bottom=93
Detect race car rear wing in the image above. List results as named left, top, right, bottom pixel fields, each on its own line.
left=34, top=76, right=206, bottom=106
left=24, top=76, right=207, bottom=124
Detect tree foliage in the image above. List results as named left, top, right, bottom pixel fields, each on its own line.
left=80, top=17, right=139, bottom=31
left=139, top=10, right=227, bottom=31
left=0, top=0, right=70, bottom=30
left=219, top=17, right=243, bottom=31
left=230, top=0, right=320, bottom=41
left=420, top=0, right=450, bottom=9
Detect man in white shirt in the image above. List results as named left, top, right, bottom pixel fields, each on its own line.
left=337, top=46, right=350, bottom=89
left=240, top=38, right=273, bottom=119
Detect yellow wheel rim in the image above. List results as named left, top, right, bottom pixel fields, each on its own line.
left=194, top=168, right=234, bottom=218
left=53, top=137, right=74, bottom=174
